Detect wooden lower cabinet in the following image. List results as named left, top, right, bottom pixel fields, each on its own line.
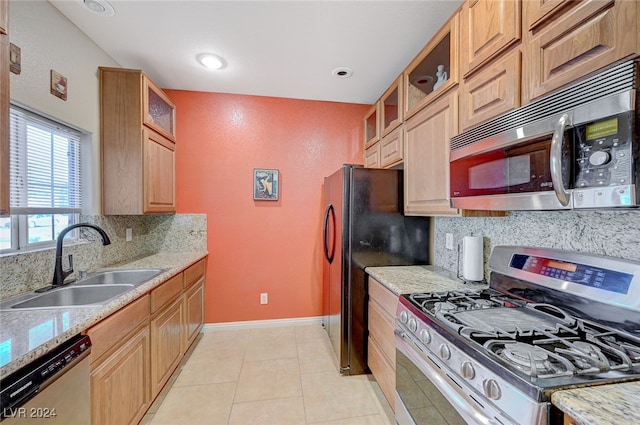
left=368, top=277, right=398, bottom=410
left=150, top=295, right=184, bottom=398
left=184, top=277, right=205, bottom=349
left=87, top=257, right=207, bottom=423
left=90, top=325, right=150, bottom=425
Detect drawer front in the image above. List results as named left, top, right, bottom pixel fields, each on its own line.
left=369, top=278, right=398, bottom=316
left=368, top=337, right=396, bottom=411
left=151, top=273, right=182, bottom=313
left=368, top=299, right=395, bottom=364
left=184, top=258, right=205, bottom=288
left=87, top=294, right=150, bottom=364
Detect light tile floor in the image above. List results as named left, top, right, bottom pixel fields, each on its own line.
left=141, top=325, right=395, bottom=425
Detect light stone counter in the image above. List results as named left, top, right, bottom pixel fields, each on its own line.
left=0, top=251, right=207, bottom=379
left=552, top=382, right=640, bottom=425
left=365, top=265, right=487, bottom=295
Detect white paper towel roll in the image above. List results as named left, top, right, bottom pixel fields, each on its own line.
left=462, top=236, right=484, bottom=282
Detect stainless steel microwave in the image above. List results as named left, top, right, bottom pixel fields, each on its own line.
left=449, top=60, right=639, bottom=211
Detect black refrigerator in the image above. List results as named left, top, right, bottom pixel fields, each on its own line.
left=322, top=165, right=430, bottom=375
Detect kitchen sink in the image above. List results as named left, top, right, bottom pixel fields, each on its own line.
left=0, top=268, right=167, bottom=311
left=74, top=268, right=166, bottom=286
left=8, top=285, right=135, bottom=309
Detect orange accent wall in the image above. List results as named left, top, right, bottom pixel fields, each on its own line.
left=166, top=90, right=367, bottom=323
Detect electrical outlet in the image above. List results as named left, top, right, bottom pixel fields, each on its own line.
left=260, top=293, right=268, bottom=305
left=125, top=228, right=132, bottom=242
left=445, top=233, right=454, bottom=250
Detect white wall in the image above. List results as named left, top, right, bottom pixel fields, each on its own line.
left=9, top=0, right=120, bottom=213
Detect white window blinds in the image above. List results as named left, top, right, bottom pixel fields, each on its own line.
left=9, top=106, right=82, bottom=214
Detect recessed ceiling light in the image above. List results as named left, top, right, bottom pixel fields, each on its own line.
left=332, top=67, right=353, bottom=79
left=197, top=53, right=225, bottom=70
left=82, top=0, right=115, bottom=16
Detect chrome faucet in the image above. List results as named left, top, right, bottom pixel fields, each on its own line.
left=51, top=223, right=111, bottom=288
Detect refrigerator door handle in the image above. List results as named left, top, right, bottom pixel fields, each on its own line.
left=323, top=204, right=336, bottom=264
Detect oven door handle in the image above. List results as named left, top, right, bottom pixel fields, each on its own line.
left=550, top=113, right=571, bottom=207
left=395, top=330, right=515, bottom=425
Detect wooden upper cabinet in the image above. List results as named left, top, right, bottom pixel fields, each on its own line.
left=523, top=0, right=638, bottom=103
left=460, top=48, right=521, bottom=131
left=143, top=76, right=176, bottom=142
left=364, top=103, right=379, bottom=148
left=461, top=0, right=521, bottom=77
left=380, top=75, right=403, bottom=137
left=0, top=0, right=8, bottom=217
left=404, top=12, right=459, bottom=119
left=100, top=67, right=176, bottom=215
left=380, top=126, right=403, bottom=168
left=526, top=0, right=577, bottom=31
left=404, top=91, right=460, bottom=216
left=364, top=142, right=381, bottom=169
left=143, top=128, right=176, bottom=214
left=0, top=0, right=7, bottom=35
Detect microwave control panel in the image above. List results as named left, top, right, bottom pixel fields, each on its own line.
left=574, top=112, right=635, bottom=188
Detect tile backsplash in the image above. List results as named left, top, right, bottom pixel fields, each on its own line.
left=0, top=214, right=207, bottom=300
left=434, top=210, right=640, bottom=279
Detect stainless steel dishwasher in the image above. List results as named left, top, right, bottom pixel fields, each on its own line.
left=0, top=334, right=91, bottom=424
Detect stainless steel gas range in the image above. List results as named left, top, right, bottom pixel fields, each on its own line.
left=395, top=246, right=640, bottom=425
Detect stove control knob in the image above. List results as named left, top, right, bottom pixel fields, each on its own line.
left=460, top=361, right=475, bottom=380
left=399, top=311, right=408, bottom=324
left=419, top=329, right=431, bottom=344
left=408, top=318, right=418, bottom=332
left=483, top=379, right=502, bottom=400
left=438, top=344, right=451, bottom=360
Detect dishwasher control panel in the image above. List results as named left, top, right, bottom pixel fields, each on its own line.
left=0, top=334, right=91, bottom=419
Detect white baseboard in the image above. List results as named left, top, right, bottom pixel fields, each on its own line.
left=202, top=316, right=324, bottom=332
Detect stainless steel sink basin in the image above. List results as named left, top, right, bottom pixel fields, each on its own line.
left=0, top=268, right=167, bottom=311
left=75, top=268, right=166, bottom=286
left=9, top=285, right=135, bottom=309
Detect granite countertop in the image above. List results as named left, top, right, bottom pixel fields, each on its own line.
left=366, top=265, right=640, bottom=425
left=365, top=264, right=487, bottom=295
left=0, top=251, right=208, bottom=379
left=552, top=382, right=640, bottom=425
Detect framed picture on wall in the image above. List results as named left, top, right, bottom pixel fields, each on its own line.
left=50, top=70, right=68, bottom=101
left=253, top=169, right=279, bottom=201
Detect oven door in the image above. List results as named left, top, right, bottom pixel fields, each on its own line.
left=395, top=328, right=515, bottom=425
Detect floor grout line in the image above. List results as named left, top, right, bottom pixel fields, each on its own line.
left=148, top=325, right=394, bottom=425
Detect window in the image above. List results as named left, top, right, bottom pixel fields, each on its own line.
left=0, top=105, right=83, bottom=252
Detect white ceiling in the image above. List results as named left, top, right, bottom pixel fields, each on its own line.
left=50, top=0, right=462, bottom=105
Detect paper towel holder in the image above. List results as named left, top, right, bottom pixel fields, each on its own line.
left=456, top=243, right=487, bottom=285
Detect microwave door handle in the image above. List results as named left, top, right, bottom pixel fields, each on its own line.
left=550, top=113, right=571, bottom=207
